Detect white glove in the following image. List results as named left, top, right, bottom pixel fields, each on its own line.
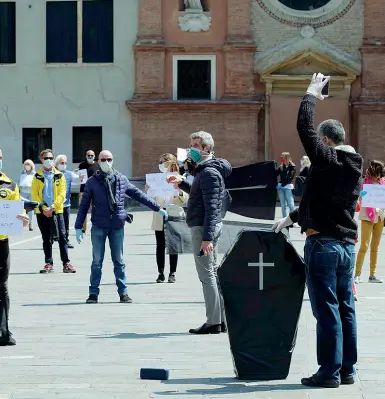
left=272, top=215, right=293, bottom=233
left=306, top=73, right=330, bottom=100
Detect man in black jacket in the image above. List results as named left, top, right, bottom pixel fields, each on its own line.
left=168, top=131, right=232, bottom=334
left=273, top=73, right=363, bottom=388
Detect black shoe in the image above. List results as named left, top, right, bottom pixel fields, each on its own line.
left=120, top=294, right=133, bottom=303
left=221, top=322, right=227, bottom=333
left=67, top=242, right=74, bottom=249
left=341, top=375, right=355, bottom=385
left=189, top=323, right=221, bottom=335
left=168, top=274, right=176, bottom=283
left=0, top=333, right=16, bottom=346
left=86, top=294, right=98, bottom=304
left=156, top=273, right=165, bottom=283
left=301, top=374, right=340, bottom=388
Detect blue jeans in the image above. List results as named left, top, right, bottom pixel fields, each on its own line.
left=304, top=236, right=357, bottom=381
left=90, top=226, right=127, bottom=296
left=278, top=188, right=295, bottom=217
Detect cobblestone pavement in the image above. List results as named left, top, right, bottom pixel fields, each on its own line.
left=1, top=210, right=385, bottom=399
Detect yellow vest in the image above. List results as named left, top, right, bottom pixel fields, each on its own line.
left=31, top=168, right=66, bottom=214
left=0, top=172, right=21, bottom=241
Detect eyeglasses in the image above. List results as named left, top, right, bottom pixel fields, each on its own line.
left=43, top=157, right=53, bottom=160
left=87, top=155, right=94, bottom=158
left=100, top=158, right=113, bottom=163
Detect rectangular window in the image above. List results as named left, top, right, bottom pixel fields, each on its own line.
left=46, top=1, right=78, bottom=63
left=22, top=128, right=53, bottom=164
left=173, top=55, right=216, bottom=101
left=0, top=2, right=16, bottom=64
left=46, top=0, right=113, bottom=64
left=72, top=126, right=102, bottom=163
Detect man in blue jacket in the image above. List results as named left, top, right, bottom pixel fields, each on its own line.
left=168, top=131, right=232, bottom=334
left=75, top=150, right=167, bottom=304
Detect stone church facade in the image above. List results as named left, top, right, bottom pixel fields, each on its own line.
left=126, top=0, right=382, bottom=176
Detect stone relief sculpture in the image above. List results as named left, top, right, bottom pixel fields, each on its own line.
left=184, top=0, right=203, bottom=11
left=179, top=0, right=211, bottom=32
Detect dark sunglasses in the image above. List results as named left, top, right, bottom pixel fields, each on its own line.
left=100, top=158, right=113, bottom=162
left=43, top=157, right=53, bottom=160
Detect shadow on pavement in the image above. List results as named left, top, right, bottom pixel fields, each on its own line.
left=22, top=301, right=205, bottom=307
left=155, top=378, right=310, bottom=395
left=88, top=332, right=191, bottom=339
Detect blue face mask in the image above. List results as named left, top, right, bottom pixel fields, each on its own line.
left=189, top=148, right=204, bottom=164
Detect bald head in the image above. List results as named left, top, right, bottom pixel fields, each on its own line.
left=99, top=150, right=113, bottom=161
left=98, top=150, right=114, bottom=173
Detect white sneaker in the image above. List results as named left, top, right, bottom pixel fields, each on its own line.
left=369, top=276, right=382, bottom=283
left=354, top=275, right=361, bottom=284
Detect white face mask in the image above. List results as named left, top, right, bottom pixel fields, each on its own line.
left=87, top=156, right=95, bottom=163
left=25, top=165, right=32, bottom=172
left=100, top=161, right=113, bottom=173
left=57, top=164, right=66, bottom=171
left=43, top=159, right=54, bottom=169
left=159, top=163, right=168, bottom=173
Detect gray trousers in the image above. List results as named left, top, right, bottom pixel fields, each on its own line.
left=191, top=224, right=225, bottom=325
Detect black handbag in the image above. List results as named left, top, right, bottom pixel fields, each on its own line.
left=125, top=213, right=134, bottom=224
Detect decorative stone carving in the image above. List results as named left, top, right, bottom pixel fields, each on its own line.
left=300, top=25, right=315, bottom=38
left=178, top=12, right=212, bottom=33
left=184, top=0, right=203, bottom=11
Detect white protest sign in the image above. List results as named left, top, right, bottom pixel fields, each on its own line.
left=146, top=173, right=179, bottom=197
left=361, top=184, right=385, bottom=208
left=78, top=169, right=88, bottom=184
left=177, top=148, right=188, bottom=162
left=0, top=201, right=24, bottom=236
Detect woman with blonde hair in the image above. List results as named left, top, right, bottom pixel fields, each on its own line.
left=354, top=160, right=385, bottom=284
left=146, top=153, right=188, bottom=283
left=299, top=155, right=311, bottom=178
left=19, top=159, right=36, bottom=231
left=276, top=152, right=296, bottom=217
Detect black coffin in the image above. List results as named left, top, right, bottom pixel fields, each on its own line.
left=217, top=228, right=306, bottom=380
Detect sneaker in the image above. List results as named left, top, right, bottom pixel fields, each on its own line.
left=63, top=263, right=76, bottom=273
left=86, top=294, right=98, bottom=304
left=29, top=224, right=33, bottom=231
left=301, top=374, right=340, bottom=388
left=354, top=275, right=361, bottom=284
left=67, top=242, right=74, bottom=249
left=40, top=264, right=53, bottom=274
left=369, top=275, right=382, bottom=283
left=168, top=274, right=176, bottom=283
left=156, top=273, right=165, bottom=283
left=120, top=294, right=133, bottom=303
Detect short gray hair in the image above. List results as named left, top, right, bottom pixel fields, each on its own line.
left=55, top=154, right=67, bottom=166
left=190, top=131, right=214, bottom=151
left=317, top=119, right=345, bottom=145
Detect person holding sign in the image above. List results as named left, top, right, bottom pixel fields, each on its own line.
left=75, top=150, right=167, bottom=304
left=354, top=160, right=385, bottom=284
left=273, top=73, right=363, bottom=388
left=146, top=153, right=188, bottom=283
left=32, top=149, right=75, bottom=274
left=0, top=149, right=30, bottom=346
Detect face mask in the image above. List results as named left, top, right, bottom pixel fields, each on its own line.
left=190, top=148, right=204, bottom=164
left=159, top=163, right=168, bottom=173
left=43, top=159, right=53, bottom=169
left=57, top=164, right=66, bottom=171
left=100, top=161, right=113, bottom=173
left=25, top=165, right=31, bottom=171
left=87, top=156, right=95, bottom=163
left=280, top=157, right=285, bottom=163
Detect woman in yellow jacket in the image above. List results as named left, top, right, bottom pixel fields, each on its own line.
left=31, top=149, right=75, bottom=274
left=146, top=153, right=188, bottom=283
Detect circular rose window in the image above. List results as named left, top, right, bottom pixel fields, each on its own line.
left=278, top=0, right=331, bottom=10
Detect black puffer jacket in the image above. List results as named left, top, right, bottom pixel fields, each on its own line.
left=179, top=158, right=232, bottom=241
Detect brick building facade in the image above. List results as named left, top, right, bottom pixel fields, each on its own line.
left=126, top=0, right=381, bottom=176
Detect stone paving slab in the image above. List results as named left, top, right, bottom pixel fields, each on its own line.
left=1, top=210, right=385, bottom=398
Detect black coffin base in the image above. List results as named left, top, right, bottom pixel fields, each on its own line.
left=218, top=229, right=306, bottom=381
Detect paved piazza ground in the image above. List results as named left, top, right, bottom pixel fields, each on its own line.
left=1, top=209, right=385, bottom=399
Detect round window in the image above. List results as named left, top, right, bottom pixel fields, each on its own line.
left=278, top=0, right=331, bottom=10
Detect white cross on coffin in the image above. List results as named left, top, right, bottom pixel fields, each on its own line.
left=249, top=253, right=275, bottom=291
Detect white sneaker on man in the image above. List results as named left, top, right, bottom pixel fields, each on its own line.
left=369, top=276, right=382, bottom=283
left=354, top=275, right=361, bottom=284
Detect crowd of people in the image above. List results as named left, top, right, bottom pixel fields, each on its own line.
left=0, top=72, right=383, bottom=391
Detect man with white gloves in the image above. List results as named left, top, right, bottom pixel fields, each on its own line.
left=273, top=73, right=363, bottom=388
